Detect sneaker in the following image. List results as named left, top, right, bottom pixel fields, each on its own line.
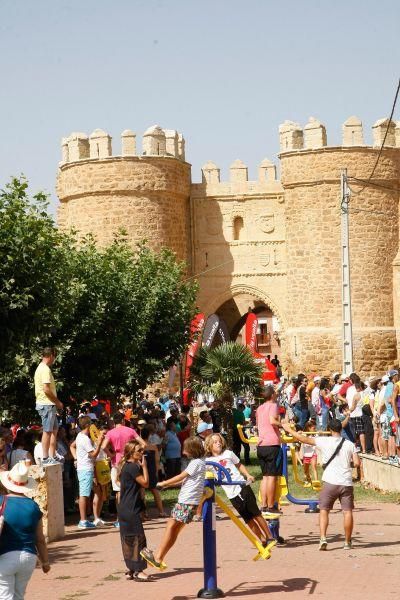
left=94, top=518, right=106, bottom=527
left=113, top=521, right=120, bottom=529
left=303, top=482, right=312, bottom=488
left=276, top=535, right=286, bottom=545
left=343, top=540, right=352, bottom=550
left=319, top=538, right=328, bottom=551
left=389, top=457, right=397, bottom=466
left=262, top=507, right=282, bottom=518
left=42, top=457, right=59, bottom=466
left=262, top=539, right=277, bottom=550
left=78, top=520, right=96, bottom=529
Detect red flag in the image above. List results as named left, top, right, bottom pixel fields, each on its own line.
left=245, top=313, right=258, bottom=353
left=182, top=313, right=206, bottom=404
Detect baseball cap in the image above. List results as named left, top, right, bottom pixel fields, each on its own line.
left=381, top=375, right=389, bottom=383
left=197, top=422, right=213, bottom=434
left=313, top=376, right=321, bottom=383
left=388, top=369, right=398, bottom=378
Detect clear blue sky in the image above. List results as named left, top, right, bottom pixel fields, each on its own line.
left=0, top=0, right=399, bottom=214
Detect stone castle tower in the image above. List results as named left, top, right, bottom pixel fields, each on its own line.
left=57, top=118, right=400, bottom=376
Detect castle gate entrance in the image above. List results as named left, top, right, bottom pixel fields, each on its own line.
left=209, top=291, right=284, bottom=362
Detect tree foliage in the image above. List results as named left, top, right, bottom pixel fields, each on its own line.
left=189, top=342, right=263, bottom=442
left=0, top=177, right=197, bottom=420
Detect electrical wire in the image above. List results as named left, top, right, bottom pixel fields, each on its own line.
left=348, top=176, right=400, bottom=194
left=184, top=258, right=234, bottom=282
left=347, top=177, right=400, bottom=194
left=348, top=206, right=396, bottom=217
left=348, top=77, right=400, bottom=196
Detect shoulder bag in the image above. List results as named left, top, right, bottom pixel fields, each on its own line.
left=322, top=438, right=345, bottom=471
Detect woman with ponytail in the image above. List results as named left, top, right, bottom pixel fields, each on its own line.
left=117, top=441, right=151, bottom=581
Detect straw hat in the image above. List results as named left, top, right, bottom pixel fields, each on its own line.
left=0, top=461, right=37, bottom=495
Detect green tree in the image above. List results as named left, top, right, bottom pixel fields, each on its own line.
left=0, top=177, right=198, bottom=422
left=189, top=342, right=263, bottom=444
left=0, top=177, right=80, bottom=418
left=56, top=237, right=198, bottom=398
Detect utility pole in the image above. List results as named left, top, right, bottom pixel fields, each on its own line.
left=340, top=168, right=354, bottom=374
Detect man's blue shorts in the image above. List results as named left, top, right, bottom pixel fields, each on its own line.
left=36, top=404, right=59, bottom=433
left=78, top=470, right=94, bottom=497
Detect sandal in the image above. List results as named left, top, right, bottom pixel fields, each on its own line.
left=192, top=515, right=202, bottom=522
left=140, top=548, right=166, bottom=570
left=132, top=572, right=153, bottom=582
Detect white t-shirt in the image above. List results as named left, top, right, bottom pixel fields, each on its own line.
left=311, top=386, right=320, bottom=408
left=302, top=443, right=316, bottom=458
left=316, top=436, right=355, bottom=486
left=178, top=458, right=206, bottom=505
left=349, top=388, right=362, bottom=418
left=207, top=450, right=245, bottom=499
left=76, top=431, right=95, bottom=472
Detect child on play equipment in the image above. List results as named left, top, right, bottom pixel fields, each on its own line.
left=301, top=421, right=318, bottom=487
left=140, top=437, right=206, bottom=570
left=204, top=433, right=276, bottom=551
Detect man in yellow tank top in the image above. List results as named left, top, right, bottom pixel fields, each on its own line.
left=34, top=347, right=63, bottom=466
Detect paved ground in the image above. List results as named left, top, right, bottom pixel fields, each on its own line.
left=27, top=501, right=400, bottom=600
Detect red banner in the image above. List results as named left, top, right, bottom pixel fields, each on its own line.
left=245, top=312, right=258, bottom=352
left=182, top=313, right=206, bottom=404
left=245, top=313, right=277, bottom=383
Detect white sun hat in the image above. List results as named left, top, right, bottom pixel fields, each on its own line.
left=0, top=461, right=37, bottom=495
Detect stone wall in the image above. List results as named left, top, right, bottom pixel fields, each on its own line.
left=57, top=155, right=191, bottom=264
left=281, top=146, right=400, bottom=374
left=191, top=159, right=288, bottom=358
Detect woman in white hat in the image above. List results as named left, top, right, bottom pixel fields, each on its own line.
left=0, top=462, right=50, bottom=598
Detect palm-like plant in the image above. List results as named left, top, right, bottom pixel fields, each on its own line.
left=189, top=342, right=263, bottom=445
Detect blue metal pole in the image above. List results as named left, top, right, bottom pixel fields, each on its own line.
left=197, top=477, right=225, bottom=599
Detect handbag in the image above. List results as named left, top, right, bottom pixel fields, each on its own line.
left=322, top=438, right=345, bottom=471
left=0, top=495, right=7, bottom=535
left=95, top=459, right=111, bottom=485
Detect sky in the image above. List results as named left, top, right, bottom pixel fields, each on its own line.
left=0, top=0, right=399, bottom=215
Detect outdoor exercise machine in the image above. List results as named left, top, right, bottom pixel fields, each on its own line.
left=236, top=425, right=322, bottom=514
left=198, top=462, right=275, bottom=599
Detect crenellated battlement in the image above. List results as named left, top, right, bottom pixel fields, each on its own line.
left=279, top=116, right=400, bottom=152
left=191, top=157, right=281, bottom=197
left=60, top=125, right=186, bottom=164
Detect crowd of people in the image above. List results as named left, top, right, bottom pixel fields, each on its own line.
left=0, top=346, right=399, bottom=595
left=278, top=370, right=400, bottom=464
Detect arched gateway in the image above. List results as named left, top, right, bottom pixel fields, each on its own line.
left=203, top=285, right=286, bottom=362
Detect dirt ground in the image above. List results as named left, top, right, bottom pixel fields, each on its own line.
left=26, top=500, right=400, bottom=600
